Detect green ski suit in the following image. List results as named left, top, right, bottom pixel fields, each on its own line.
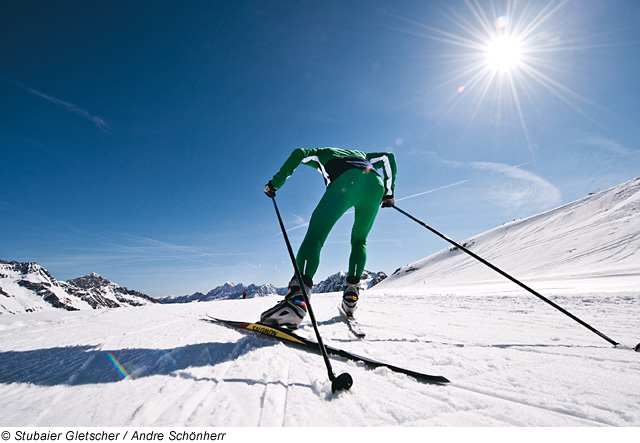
left=269, top=147, right=397, bottom=279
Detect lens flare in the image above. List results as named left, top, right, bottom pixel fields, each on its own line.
left=496, top=15, right=509, bottom=29
left=159, top=349, right=177, bottom=366
left=107, top=353, right=138, bottom=389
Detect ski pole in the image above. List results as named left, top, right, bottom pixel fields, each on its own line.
left=392, top=205, right=620, bottom=347
left=271, top=197, right=353, bottom=392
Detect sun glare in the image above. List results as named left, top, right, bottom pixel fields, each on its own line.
left=396, top=0, right=589, bottom=152
left=486, top=35, right=522, bottom=72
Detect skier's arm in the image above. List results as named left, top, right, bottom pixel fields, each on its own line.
left=265, top=148, right=318, bottom=197
left=367, top=152, right=397, bottom=197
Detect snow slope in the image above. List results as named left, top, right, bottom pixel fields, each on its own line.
left=381, top=178, right=640, bottom=292
left=0, top=179, right=638, bottom=427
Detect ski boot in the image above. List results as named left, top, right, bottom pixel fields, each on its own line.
left=260, top=275, right=313, bottom=329
left=341, top=276, right=361, bottom=316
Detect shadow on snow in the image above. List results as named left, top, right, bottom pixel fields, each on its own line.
left=0, top=336, right=278, bottom=387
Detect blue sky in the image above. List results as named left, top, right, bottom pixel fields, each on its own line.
left=2, top=0, right=639, bottom=297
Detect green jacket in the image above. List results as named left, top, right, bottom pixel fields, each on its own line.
left=270, top=147, right=397, bottom=197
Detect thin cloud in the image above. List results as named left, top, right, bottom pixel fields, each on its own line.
left=397, top=179, right=471, bottom=201
left=274, top=213, right=309, bottom=235
left=110, top=234, right=230, bottom=265
left=468, top=161, right=562, bottom=211
left=408, top=151, right=561, bottom=212
left=7, top=78, right=111, bottom=131
left=583, top=135, right=636, bottom=156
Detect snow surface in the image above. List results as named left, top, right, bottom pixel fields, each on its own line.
left=0, top=290, right=638, bottom=427
left=1, top=179, right=639, bottom=427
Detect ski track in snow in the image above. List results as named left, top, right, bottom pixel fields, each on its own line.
left=1, top=285, right=639, bottom=427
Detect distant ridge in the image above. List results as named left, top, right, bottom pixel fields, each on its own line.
left=159, top=270, right=388, bottom=304
left=159, top=281, right=285, bottom=304
left=312, top=270, right=387, bottom=293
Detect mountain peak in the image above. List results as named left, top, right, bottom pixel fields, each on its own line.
left=0, top=261, right=161, bottom=314
left=67, top=273, right=113, bottom=290
left=313, top=270, right=387, bottom=293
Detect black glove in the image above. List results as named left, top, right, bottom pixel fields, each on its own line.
left=264, top=181, right=277, bottom=198
left=381, top=195, right=395, bottom=208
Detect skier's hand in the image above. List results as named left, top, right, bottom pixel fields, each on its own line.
left=264, top=181, right=277, bottom=198
left=381, top=195, right=395, bottom=208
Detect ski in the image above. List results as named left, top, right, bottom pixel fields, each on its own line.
left=338, top=306, right=366, bottom=338
left=205, top=315, right=450, bottom=385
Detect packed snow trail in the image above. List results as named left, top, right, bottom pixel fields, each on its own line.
left=1, top=284, right=639, bottom=427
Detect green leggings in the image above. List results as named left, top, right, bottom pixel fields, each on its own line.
left=296, top=168, right=385, bottom=279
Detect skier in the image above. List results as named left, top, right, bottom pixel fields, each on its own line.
left=261, top=147, right=396, bottom=329
left=242, top=290, right=247, bottom=299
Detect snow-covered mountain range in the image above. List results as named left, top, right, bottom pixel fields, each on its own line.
left=160, top=282, right=286, bottom=304
left=312, top=270, right=387, bottom=293
left=0, top=261, right=161, bottom=314
left=1, top=259, right=389, bottom=312
left=160, top=270, right=388, bottom=304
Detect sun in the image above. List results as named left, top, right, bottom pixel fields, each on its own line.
left=485, top=34, right=523, bottom=73
left=390, top=0, right=589, bottom=152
